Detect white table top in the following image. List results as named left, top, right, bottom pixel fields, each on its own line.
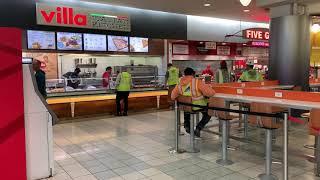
left=257, top=85, right=295, bottom=90
left=310, top=83, right=320, bottom=88
left=215, top=93, right=320, bottom=110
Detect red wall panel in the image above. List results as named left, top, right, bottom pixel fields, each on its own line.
left=0, top=28, right=26, bottom=180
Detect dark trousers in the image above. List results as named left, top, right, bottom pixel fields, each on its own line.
left=116, top=91, right=129, bottom=114
left=184, top=111, right=211, bottom=130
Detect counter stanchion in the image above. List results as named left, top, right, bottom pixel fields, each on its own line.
left=169, top=101, right=185, bottom=154
left=283, top=113, right=288, bottom=180
left=188, top=114, right=200, bottom=153
left=243, top=106, right=249, bottom=138
left=196, top=113, right=200, bottom=125
left=258, top=128, right=278, bottom=180
left=216, top=120, right=233, bottom=166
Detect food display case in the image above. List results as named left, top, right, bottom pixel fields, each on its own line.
left=46, top=75, right=166, bottom=97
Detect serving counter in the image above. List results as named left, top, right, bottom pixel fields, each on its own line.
left=47, top=90, right=169, bottom=119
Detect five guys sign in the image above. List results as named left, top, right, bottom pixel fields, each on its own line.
left=243, top=28, right=269, bottom=41
left=36, top=2, right=131, bottom=32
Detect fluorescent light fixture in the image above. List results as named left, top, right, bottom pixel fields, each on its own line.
left=243, top=43, right=247, bottom=46
left=243, top=9, right=250, bottom=12
left=240, top=0, right=252, bottom=7
left=312, top=24, right=320, bottom=33
left=204, top=3, right=211, bottom=7
left=90, top=13, right=118, bottom=18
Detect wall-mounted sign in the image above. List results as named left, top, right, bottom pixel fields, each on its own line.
left=36, top=2, right=131, bottom=32
left=243, top=28, right=269, bottom=41
left=173, top=44, right=189, bottom=55
left=251, top=41, right=269, bottom=47
left=217, top=46, right=231, bottom=56
left=205, top=42, right=216, bottom=49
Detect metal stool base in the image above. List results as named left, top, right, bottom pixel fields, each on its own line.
left=168, top=148, right=186, bottom=154
left=304, top=144, right=316, bottom=150
left=186, top=148, right=200, bottom=153
left=216, top=159, right=234, bottom=166
left=258, top=174, right=278, bottom=180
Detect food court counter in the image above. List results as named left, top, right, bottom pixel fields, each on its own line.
left=47, top=90, right=169, bottom=119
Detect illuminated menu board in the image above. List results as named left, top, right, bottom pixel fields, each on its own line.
left=108, top=35, right=129, bottom=52
left=57, top=32, right=83, bottom=50
left=27, top=30, right=56, bottom=50
left=130, top=37, right=148, bottom=52
left=84, top=34, right=107, bottom=51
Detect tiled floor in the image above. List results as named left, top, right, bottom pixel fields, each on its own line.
left=47, top=110, right=320, bottom=180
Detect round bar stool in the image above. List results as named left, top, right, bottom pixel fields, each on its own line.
left=208, top=97, right=237, bottom=166
left=308, top=109, right=320, bottom=176
left=301, top=113, right=316, bottom=150
left=177, top=96, right=201, bottom=153
left=249, top=103, right=284, bottom=180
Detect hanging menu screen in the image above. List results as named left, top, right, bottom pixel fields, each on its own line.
left=84, top=34, right=107, bottom=51
left=108, top=35, right=129, bottom=52
left=27, top=30, right=56, bottom=50
left=130, top=37, right=148, bottom=52
left=56, top=32, right=83, bottom=50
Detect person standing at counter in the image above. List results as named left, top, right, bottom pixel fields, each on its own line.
left=202, top=65, right=214, bottom=76
left=171, top=67, right=215, bottom=137
left=165, top=63, right=181, bottom=108
left=239, top=61, right=264, bottom=82
left=115, top=69, right=132, bottom=116
left=215, top=60, right=231, bottom=83
left=102, top=66, right=112, bottom=89
left=33, top=60, right=47, bottom=98
left=63, top=68, right=81, bottom=89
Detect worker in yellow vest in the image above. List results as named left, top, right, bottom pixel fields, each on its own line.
left=239, top=61, right=264, bottom=82
left=165, top=63, right=181, bottom=108
left=171, top=67, right=216, bottom=137
left=115, top=69, right=132, bottom=116
left=215, top=60, right=231, bottom=83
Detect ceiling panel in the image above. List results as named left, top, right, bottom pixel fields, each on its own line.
left=86, top=0, right=270, bottom=22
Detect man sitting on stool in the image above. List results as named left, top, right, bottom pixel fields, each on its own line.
left=171, top=67, right=215, bottom=137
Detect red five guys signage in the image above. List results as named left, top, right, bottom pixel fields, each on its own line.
left=36, top=2, right=131, bottom=32
left=243, top=28, right=269, bottom=41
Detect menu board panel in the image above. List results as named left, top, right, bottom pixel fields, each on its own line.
left=172, top=44, right=189, bottom=55
left=57, top=32, right=83, bottom=50
left=108, top=36, right=129, bottom=52
left=27, top=30, right=56, bottom=50
left=217, top=46, right=231, bottom=56
left=84, top=34, right=107, bottom=51
left=130, top=37, right=148, bottom=52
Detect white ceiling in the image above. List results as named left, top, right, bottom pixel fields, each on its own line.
left=86, top=0, right=270, bottom=22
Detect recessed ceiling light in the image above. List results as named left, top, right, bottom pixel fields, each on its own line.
left=312, top=24, right=320, bottom=33
left=240, top=0, right=252, bottom=7
left=204, top=3, right=211, bottom=7
left=243, top=9, right=250, bottom=12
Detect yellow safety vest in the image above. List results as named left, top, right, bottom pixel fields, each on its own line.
left=178, top=78, right=207, bottom=110
left=240, top=70, right=263, bottom=82
left=167, top=67, right=179, bottom=86
left=117, top=72, right=132, bottom=91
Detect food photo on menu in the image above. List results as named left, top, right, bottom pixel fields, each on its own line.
left=130, top=37, right=149, bottom=52
left=108, top=35, right=129, bottom=52
left=84, top=33, right=107, bottom=51
left=57, top=32, right=83, bottom=50
left=27, top=30, right=56, bottom=50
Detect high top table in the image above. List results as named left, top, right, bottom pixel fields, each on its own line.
left=214, top=92, right=320, bottom=180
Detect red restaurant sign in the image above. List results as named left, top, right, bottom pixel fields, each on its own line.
left=243, top=28, right=269, bottom=41
left=36, top=2, right=131, bottom=32
left=251, top=41, right=269, bottom=47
